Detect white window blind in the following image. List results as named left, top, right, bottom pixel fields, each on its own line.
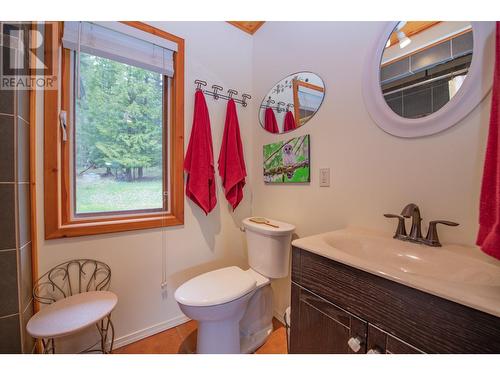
left=62, top=22, right=175, bottom=77
left=298, top=86, right=324, bottom=111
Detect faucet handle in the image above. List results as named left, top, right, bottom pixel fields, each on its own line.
left=384, top=214, right=407, bottom=239
left=424, top=220, right=459, bottom=247
left=430, top=220, right=459, bottom=227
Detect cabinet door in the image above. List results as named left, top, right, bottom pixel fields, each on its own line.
left=290, top=283, right=367, bottom=354
left=367, top=324, right=424, bottom=354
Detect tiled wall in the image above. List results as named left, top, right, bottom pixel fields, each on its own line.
left=0, top=24, right=35, bottom=354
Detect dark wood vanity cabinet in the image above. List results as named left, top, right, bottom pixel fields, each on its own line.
left=290, top=247, right=500, bottom=354
left=366, top=324, right=423, bottom=354
left=291, top=284, right=367, bottom=353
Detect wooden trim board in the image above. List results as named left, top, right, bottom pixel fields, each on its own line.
left=227, top=21, right=265, bottom=35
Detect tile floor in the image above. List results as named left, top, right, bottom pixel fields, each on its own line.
left=113, top=318, right=287, bottom=354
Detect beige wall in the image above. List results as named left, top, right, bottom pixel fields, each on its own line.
left=250, top=22, right=491, bottom=317
left=36, top=21, right=254, bottom=351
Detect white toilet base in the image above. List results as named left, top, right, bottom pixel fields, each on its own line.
left=178, top=290, right=255, bottom=354
left=197, top=319, right=241, bottom=354
left=240, top=322, right=273, bottom=353
left=178, top=271, right=275, bottom=354
left=239, top=283, right=274, bottom=353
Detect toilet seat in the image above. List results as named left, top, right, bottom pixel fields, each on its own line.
left=175, top=266, right=257, bottom=307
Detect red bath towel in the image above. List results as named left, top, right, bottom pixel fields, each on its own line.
left=184, top=90, right=217, bottom=215
left=477, top=22, right=500, bottom=260
left=218, top=99, right=246, bottom=210
left=264, top=107, right=279, bottom=133
left=283, top=110, right=297, bottom=132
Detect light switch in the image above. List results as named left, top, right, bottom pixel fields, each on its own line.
left=319, top=168, right=330, bottom=187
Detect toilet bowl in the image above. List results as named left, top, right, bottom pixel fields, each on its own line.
left=175, top=217, right=295, bottom=354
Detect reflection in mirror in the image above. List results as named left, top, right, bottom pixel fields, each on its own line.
left=380, top=21, right=473, bottom=119
left=259, top=72, right=325, bottom=134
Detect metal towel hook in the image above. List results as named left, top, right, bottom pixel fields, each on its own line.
left=266, top=96, right=275, bottom=107
left=286, top=103, right=294, bottom=112
left=194, top=79, right=207, bottom=91
left=227, top=89, right=238, bottom=99
left=277, top=101, right=285, bottom=113
left=241, top=94, right=251, bottom=107
left=211, top=85, right=223, bottom=99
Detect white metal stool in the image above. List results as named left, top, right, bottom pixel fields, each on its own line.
left=27, top=259, right=117, bottom=354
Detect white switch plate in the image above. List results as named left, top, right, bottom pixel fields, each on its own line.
left=319, top=168, right=330, bottom=187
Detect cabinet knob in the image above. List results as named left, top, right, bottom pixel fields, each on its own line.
left=367, top=347, right=382, bottom=354
left=347, top=336, right=363, bottom=353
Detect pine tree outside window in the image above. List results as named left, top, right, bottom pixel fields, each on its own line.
left=74, top=53, right=166, bottom=215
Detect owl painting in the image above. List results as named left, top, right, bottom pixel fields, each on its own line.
left=282, top=143, right=296, bottom=179
left=263, top=135, right=310, bottom=184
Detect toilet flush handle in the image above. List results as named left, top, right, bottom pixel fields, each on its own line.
left=240, top=226, right=246, bottom=232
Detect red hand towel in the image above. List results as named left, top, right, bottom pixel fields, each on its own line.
left=264, top=107, right=279, bottom=133
left=283, top=110, right=297, bottom=132
left=184, top=90, right=217, bottom=215
left=218, top=99, right=246, bottom=210
left=477, top=22, right=500, bottom=260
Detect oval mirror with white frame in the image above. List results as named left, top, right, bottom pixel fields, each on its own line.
left=362, top=21, right=495, bottom=138
left=259, top=72, right=325, bottom=134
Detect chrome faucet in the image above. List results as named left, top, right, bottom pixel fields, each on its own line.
left=385, top=203, right=459, bottom=247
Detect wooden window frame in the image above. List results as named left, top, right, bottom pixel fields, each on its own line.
left=44, top=22, right=185, bottom=239
left=292, top=79, right=325, bottom=126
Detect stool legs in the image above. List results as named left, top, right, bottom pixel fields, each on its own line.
left=41, top=338, right=55, bottom=354
left=96, top=314, right=115, bottom=353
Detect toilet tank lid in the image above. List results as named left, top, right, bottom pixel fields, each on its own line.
left=174, top=266, right=256, bottom=307
left=243, top=217, right=295, bottom=236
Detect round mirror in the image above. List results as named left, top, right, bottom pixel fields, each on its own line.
left=380, top=22, right=473, bottom=119
left=259, top=72, right=325, bottom=134
left=362, top=22, right=495, bottom=138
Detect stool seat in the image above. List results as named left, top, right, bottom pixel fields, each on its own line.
left=27, top=291, right=117, bottom=339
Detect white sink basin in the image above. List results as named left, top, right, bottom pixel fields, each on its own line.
left=292, top=228, right=500, bottom=317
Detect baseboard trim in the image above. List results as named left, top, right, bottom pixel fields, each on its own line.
left=113, top=315, right=191, bottom=349
left=273, top=309, right=286, bottom=325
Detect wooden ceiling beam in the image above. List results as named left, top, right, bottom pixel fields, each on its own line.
left=227, top=21, right=265, bottom=35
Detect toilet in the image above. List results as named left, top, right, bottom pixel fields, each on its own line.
left=174, top=217, right=295, bottom=354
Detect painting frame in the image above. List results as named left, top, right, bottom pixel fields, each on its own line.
left=263, top=134, right=310, bottom=184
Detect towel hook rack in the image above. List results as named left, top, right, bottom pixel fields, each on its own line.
left=194, top=80, right=251, bottom=108
left=259, top=100, right=293, bottom=112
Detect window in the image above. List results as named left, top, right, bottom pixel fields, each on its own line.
left=74, top=53, right=165, bottom=215
left=44, top=22, right=185, bottom=238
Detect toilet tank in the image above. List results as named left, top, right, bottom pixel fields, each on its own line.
left=242, top=218, right=295, bottom=279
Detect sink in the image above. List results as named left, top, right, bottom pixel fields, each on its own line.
left=321, top=231, right=500, bottom=286
left=292, top=227, right=500, bottom=317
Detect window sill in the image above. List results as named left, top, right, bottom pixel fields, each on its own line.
left=45, top=212, right=183, bottom=239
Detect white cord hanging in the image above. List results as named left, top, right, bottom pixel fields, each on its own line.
left=160, top=190, right=168, bottom=289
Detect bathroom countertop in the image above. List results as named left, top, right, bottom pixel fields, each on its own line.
left=292, top=227, right=500, bottom=318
